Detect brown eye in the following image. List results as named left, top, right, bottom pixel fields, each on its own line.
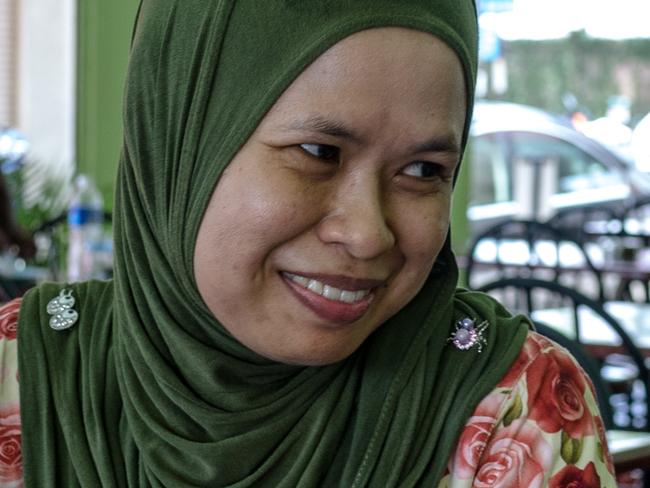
left=300, top=143, right=340, bottom=162
left=401, top=161, right=443, bottom=179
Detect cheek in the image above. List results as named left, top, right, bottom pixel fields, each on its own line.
left=388, top=195, right=451, bottom=301
left=202, top=168, right=300, bottom=242
left=194, top=165, right=319, bottom=286
left=398, top=196, right=450, bottom=265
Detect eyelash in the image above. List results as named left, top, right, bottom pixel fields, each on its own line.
left=298, top=143, right=448, bottom=181
left=299, top=143, right=340, bottom=162
left=401, top=161, right=446, bottom=180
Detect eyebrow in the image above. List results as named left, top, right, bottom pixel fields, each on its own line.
left=409, top=137, right=461, bottom=156
left=282, top=115, right=363, bottom=144
left=283, top=114, right=461, bottom=156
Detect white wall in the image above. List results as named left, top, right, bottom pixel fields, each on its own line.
left=17, top=0, right=76, bottom=174
left=0, top=0, right=17, bottom=126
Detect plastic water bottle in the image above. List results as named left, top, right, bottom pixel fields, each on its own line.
left=67, top=174, right=104, bottom=282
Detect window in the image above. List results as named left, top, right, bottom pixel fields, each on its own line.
left=0, top=0, right=17, bottom=126
left=508, top=132, right=625, bottom=196
left=469, top=133, right=513, bottom=206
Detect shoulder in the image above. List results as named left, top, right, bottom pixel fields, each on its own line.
left=444, top=331, right=617, bottom=487
left=0, top=298, right=23, bottom=486
left=0, top=298, right=22, bottom=401
left=0, top=298, right=21, bottom=342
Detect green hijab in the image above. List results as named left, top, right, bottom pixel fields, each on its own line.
left=18, top=1, right=529, bottom=486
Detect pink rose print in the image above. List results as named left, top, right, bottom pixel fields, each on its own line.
left=549, top=462, right=601, bottom=488
left=449, top=392, right=505, bottom=479
left=497, top=332, right=547, bottom=388
left=526, top=345, right=594, bottom=437
left=0, top=300, right=20, bottom=341
left=592, top=414, right=614, bottom=470
left=0, top=403, right=22, bottom=487
left=474, top=419, right=552, bottom=488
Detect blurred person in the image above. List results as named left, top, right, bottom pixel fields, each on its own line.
left=0, top=170, right=35, bottom=259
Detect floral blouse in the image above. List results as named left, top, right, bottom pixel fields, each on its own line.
left=0, top=298, right=616, bottom=487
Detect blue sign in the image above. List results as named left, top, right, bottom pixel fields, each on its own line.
left=479, top=0, right=513, bottom=13
left=479, top=27, right=501, bottom=62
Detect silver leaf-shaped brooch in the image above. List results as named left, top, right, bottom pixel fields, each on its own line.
left=47, top=289, right=79, bottom=331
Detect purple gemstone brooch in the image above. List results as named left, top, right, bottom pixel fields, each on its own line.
left=448, top=317, right=488, bottom=353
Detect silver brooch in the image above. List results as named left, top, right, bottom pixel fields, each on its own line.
left=46, top=289, right=79, bottom=330
left=448, top=317, right=488, bottom=353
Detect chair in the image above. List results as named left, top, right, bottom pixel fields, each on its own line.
left=479, top=277, right=650, bottom=432
left=547, top=205, right=625, bottom=244
left=621, top=196, right=650, bottom=239
left=465, top=219, right=605, bottom=302
left=613, top=197, right=650, bottom=303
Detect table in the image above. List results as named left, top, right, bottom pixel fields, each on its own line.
left=608, top=429, right=650, bottom=471
left=466, top=237, right=650, bottom=302
left=469, top=237, right=650, bottom=272
left=532, top=302, right=650, bottom=353
left=584, top=218, right=650, bottom=241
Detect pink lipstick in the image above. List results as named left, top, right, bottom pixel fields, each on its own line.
left=281, top=271, right=381, bottom=324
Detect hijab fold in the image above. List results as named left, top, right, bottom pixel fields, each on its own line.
left=19, top=1, right=529, bottom=486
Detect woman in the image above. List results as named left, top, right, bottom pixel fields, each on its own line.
left=0, top=0, right=615, bottom=486
left=0, top=171, right=35, bottom=259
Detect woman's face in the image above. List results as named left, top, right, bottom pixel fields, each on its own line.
left=194, top=27, right=467, bottom=365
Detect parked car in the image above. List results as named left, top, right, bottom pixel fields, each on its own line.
left=467, top=101, right=650, bottom=235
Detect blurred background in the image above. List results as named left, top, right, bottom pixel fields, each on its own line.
left=0, top=1, right=137, bottom=293
left=452, top=0, right=650, bottom=253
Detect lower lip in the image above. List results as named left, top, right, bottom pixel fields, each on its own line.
left=282, top=275, right=374, bottom=325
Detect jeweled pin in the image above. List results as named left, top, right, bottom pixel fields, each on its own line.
left=47, top=289, right=78, bottom=331
left=448, top=317, right=488, bottom=353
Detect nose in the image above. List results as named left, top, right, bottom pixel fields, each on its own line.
left=316, top=176, right=396, bottom=260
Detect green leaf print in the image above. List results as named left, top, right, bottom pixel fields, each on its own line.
left=561, top=430, right=584, bottom=465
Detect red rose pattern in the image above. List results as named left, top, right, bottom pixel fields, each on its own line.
left=446, top=332, right=615, bottom=486
left=449, top=392, right=504, bottom=479
left=0, top=300, right=23, bottom=487
left=526, top=341, right=594, bottom=437
left=0, top=299, right=20, bottom=341
left=474, top=419, right=552, bottom=488
left=0, top=403, right=22, bottom=487
left=497, top=332, right=548, bottom=388
left=549, top=462, right=601, bottom=488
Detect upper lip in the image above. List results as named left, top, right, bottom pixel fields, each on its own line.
left=282, top=271, right=386, bottom=291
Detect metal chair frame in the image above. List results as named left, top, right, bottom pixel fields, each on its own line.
left=466, top=219, right=605, bottom=302
left=479, top=277, right=650, bottom=432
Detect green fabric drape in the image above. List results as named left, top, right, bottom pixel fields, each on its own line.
left=18, top=1, right=529, bottom=487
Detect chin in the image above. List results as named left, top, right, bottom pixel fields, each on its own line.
left=256, top=339, right=362, bottom=366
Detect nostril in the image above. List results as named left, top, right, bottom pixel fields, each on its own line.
left=317, top=209, right=395, bottom=259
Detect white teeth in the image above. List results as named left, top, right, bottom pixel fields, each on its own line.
left=307, top=279, right=324, bottom=294
left=285, top=273, right=371, bottom=303
left=340, top=291, right=356, bottom=303
left=291, top=274, right=310, bottom=287
left=323, top=285, right=341, bottom=301
left=353, top=290, right=367, bottom=301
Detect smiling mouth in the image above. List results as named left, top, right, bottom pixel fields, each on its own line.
left=283, top=272, right=372, bottom=303
left=281, top=271, right=380, bottom=324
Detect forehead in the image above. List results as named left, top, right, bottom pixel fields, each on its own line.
left=261, top=27, right=467, bottom=142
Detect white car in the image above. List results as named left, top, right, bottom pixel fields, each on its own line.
left=467, top=101, right=650, bottom=235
